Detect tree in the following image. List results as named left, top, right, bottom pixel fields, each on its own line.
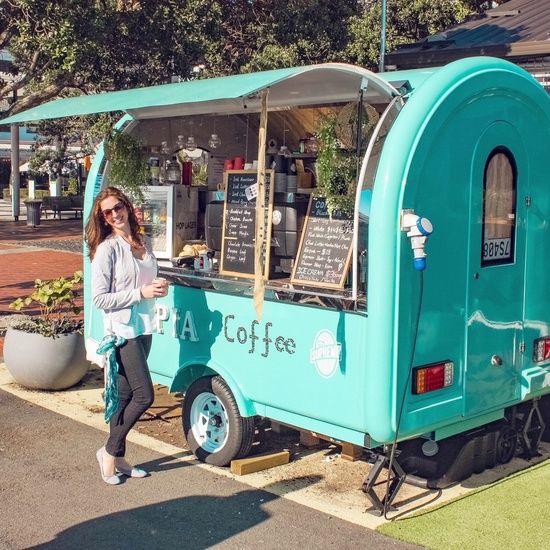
left=196, top=0, right=361, bottom=76
left=27, top=116, right=97, bottom=184
left=0, top=0, right=501, bottom=131
left=1, top=0, right=498, bottom=116
left=197, top=1, right=499, bottom=75
left=0, top=0, right=212, bottom=115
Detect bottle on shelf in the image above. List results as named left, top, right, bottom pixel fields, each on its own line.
left=149, top=156, right=160, bottom=185
left=166, top=156, right=182, bottom=184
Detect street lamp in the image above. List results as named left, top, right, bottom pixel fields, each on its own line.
left=9, top=88, right=20, bottom=221
left=379, top=0, right=387, bottom=73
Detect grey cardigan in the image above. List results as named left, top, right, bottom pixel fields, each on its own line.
left=91, top=234, right=157, bottom=325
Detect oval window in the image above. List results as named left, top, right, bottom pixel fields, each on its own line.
left=481, top=148, right=517, bottom=266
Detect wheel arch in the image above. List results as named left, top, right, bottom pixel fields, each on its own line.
left=169, top=361, right=259, bottom=417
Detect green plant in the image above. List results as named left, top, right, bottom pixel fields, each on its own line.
left=314, top=114, right=356, bottom=216
left=9, top=271, right=84, bottom=338
left=104, top=129, right=149, bottom=203
left=66, top=177, right=79, bottom=196
left=2, top=188, right=30, bottom=199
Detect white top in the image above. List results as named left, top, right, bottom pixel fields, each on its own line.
left=110, top=249, right=157, bottom=339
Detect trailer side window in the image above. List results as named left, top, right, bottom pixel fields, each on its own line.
left=481, top=148, right=517, bottom=266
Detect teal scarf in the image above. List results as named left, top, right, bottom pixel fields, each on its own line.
left=96, top=335, right=127, bottom=423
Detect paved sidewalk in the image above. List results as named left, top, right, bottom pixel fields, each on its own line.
left=0, top=213, right=83, bottom=357
left=1, top=389, right=420, bottom=549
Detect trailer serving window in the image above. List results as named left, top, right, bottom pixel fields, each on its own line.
left=350, top=96, right=404, bottom=303
left=0, top=63, right=401, bottom=311
left=481, top=148, right=517, bottom=266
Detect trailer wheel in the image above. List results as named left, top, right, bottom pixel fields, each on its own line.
left=182, top=376, right=254, bottom=466
left=496, top=426, right=517, bottom=464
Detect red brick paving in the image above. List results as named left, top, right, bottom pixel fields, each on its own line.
left=0, top=218, right=83, bottom=358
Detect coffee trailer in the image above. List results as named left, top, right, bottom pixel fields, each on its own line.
left=5, top=57, right=550, bottom=510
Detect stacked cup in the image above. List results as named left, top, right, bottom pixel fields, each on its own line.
left=273, top=154, right=288, bottom=193
left=287, top=158, right=297, bottom=193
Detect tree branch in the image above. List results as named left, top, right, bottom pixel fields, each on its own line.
left=7, top=75, right=74, bottom=115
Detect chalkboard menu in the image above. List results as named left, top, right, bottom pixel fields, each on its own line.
left=291, top=196, right=353, bottom=288
left=220, top=170, right=274, bottom=278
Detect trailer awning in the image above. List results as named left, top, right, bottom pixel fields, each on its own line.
left=0, top=63, right=401, bottom=124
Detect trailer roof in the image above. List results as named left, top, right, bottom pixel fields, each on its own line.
left=379, top=67, right=439, bottom=92
left=0, top=63, right=407, bottom=125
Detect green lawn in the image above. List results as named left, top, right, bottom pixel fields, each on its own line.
left=378, top=459, right=550, bottom=550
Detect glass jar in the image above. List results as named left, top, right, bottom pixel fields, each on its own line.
left=166, top=156, right=182, bottom=183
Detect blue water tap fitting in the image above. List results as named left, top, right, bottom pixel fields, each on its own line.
left=414, top=257, right=427, bottom=271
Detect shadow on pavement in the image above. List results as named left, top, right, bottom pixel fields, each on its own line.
left=0, top=218, right=82, bottom=243
left=30, top=489, right=278, bottom=549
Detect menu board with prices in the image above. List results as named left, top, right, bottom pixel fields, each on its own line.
left=220, top=170, right=274, bottom=278
left=291, top=196, right=353, bottom=288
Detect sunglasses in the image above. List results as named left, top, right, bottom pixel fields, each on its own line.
left=102, top=202, right=125, bottom=219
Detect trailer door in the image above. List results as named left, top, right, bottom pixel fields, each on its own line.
left=465, top=122, right=526, bottom=415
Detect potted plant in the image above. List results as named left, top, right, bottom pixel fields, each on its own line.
left=314, top=113, right=357, bottom=216
left=104, top=129, right=149, bottom=203
left=4, top=271, right=89, bottom=390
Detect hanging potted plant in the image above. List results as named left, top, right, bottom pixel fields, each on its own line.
left=314, top=113, right=357, bottom=216
left=104, top=129, right=149, bottom=203
left=4, top=271, right=88, bottom=390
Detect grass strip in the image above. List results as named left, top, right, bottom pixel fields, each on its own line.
left=378, top=459, right=550, bottom=550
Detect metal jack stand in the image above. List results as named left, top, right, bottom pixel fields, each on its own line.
left=520, top=398, right=546, bottom=457
left=362, top=447, right=408, bottom=516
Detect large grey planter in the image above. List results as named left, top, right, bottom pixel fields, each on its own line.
left=4, top=328, right=89, bottom=390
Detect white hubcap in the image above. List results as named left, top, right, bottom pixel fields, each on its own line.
left=190, top=391, right=229, bottom=453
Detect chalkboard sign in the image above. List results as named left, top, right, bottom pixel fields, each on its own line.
left=291, top=196, right=353, bottom=288
left=220, top=170, right=274, bottom=278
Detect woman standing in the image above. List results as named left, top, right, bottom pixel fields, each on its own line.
left=85, top=186, right=167, bottom=485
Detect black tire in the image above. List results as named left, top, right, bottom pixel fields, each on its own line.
left=182, top=376, right=254, bottom=466
left=496, top=425, right=517, bottom=464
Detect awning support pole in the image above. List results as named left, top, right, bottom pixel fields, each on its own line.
left=253, top=89, right=269, bottom=320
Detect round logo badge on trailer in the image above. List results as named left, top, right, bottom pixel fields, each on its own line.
left=310, top=329, right=341, bottom=378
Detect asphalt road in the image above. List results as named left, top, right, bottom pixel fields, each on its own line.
left=0, top=390, right=421, bottom=550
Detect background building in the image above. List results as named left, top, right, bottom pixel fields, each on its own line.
left=385, top=0, right=550, bottom=91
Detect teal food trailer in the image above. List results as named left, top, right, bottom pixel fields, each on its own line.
left=5, top=57, right=550, bottom=509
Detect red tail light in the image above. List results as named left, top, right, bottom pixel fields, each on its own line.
left=412, top=361, right=454, bottom=395
left=533, top=337, right=550, bottom=363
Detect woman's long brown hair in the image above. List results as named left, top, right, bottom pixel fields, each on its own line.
left=84, top=186, right=142, bottom=260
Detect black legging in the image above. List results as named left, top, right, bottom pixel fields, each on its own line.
left=105, top=334, right=154, bottom=457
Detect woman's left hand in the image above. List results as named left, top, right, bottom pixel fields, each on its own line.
left=140, top=282, right=167, bottom=299
left=152, top=277, right=168, bottom=297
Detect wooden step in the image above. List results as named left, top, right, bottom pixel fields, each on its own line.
left=230, top=450, right=290, bottom=475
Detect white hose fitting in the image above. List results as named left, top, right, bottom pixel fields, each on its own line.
left=401, top=211, right=433, bottom=271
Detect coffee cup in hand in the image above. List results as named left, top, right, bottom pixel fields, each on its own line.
left=152, top=277, right=168, bottom=297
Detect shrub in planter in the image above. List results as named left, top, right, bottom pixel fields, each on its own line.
left=5, top=272, right=89, bottom=390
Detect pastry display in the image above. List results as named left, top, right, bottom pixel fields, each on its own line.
left=179, top=243, right=209, bottom=257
